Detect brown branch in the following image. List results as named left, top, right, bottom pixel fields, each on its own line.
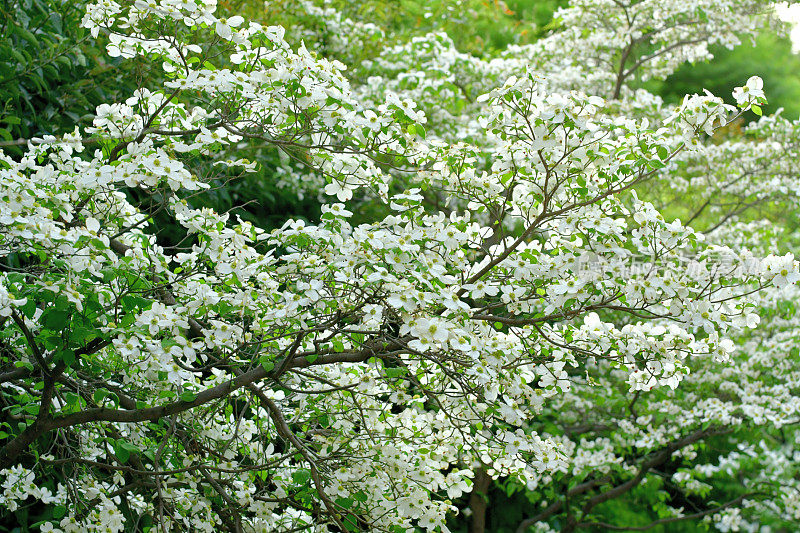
left=10, top=310, right=44, bottom=367
left=517, top=427, right=729, bottom=533
left=516, top=476, right=612, bottom=533
left=612, top=40, right=635, bottom=100
left=0, top=332, right=404, bottom=468
left=562, top=427, right=730, bottom=532
left=577, top=492, right=764, bottom=531
left=259, top=393, right=351, bottom=532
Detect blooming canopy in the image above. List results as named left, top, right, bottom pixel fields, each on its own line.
left=2, top=0, right=800, bottom=532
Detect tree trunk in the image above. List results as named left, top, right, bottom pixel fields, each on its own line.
left=468, top=467, right=492, bottom=533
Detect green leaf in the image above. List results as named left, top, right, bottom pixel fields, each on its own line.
left=58, top=349, right=75, bottom=367
left=14, top=25, right=39, bottom=47
left=335, top=497, right=354, bottom=509
left=751, top=104, right=762, bottom=116
left=43, top=309, right=70, bottom=331
left=114, top=440, right=140, bottom=464
left=343, top=514, right=359, bottom=532
left=64, top=392, right=81, bottom=407
left=93, top=388, right=109, bottom=405
left=292, top=469, right=312, bottom=485
left=383, top=367, right=407, bottom=379
left=54, top=296, right=71, bottom=311
left=115, top=440, right=131, bottom=463
left=179, top=392, right=198, bottom=403
left=106, top=393, right=120, bottom=408
left=20, top=299, right=36, bottom=319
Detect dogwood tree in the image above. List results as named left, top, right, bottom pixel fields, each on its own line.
left=2, top=0, right=800, bottom=531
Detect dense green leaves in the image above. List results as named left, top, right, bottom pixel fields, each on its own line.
left=0, top=0, right=132, bottom=149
